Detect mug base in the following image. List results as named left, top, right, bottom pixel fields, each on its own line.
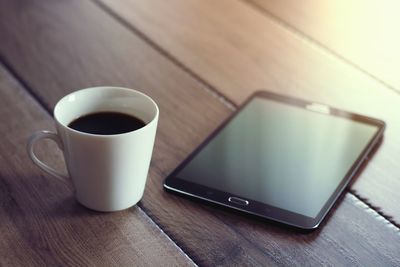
left=75, top=194, right=141, bottom=212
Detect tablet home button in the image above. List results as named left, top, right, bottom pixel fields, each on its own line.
left=228, top=196, right=249, bottom=206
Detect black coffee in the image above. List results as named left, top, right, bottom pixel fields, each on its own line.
left=68, top=112, right=146, bottom=135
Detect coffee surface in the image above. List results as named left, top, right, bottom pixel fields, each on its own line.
left=68, top=112, right=146, bottom=135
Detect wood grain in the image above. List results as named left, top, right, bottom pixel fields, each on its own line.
left=99, top=0, right=400, bottom=224
left=248, top=0, right=400, bottom=92
left=0, top=0, right=400, bottom=266
left=0, top=65, right=194, bottom=266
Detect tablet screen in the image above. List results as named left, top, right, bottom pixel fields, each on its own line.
left=176, top=97, right=380, bottom=218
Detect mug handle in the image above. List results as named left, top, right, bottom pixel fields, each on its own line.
left=27, top=130, right=68, bottom=181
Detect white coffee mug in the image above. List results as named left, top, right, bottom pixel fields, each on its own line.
left=27, top=87, right=159, bottom=212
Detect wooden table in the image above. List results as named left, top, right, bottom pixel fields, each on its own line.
left=1, top=0, right=399, bottom=265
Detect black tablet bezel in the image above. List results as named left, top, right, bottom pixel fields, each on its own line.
left=164, top=90, right=385, bottom=229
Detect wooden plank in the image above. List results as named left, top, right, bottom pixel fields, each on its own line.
left=0, top=0, right=399, bottom=265
left=248, top=0, right=400, bottom=93
left=99, top=0, right=400, bottom=224
left=0, top=65, right=194, bottom=266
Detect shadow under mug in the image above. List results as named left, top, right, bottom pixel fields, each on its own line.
left=27, top=87, right=159, bottom=212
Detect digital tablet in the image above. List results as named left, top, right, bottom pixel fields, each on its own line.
left=164, top=91, right=385, bottom=229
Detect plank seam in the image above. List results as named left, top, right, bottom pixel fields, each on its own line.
left=0, top=57, right=198, bottom=266
left=92, top=0, right=236, bottom=111
left=0, top=55, right=52, bottom=114
left=241, top=0, right=400, bottom=96
left=136, top=205, right=199, bottom=266
left=349, top=189, right=400, bottom=231
left=137, top=203, right=205, bottom=265
left=93, top=0, right=400, bottom=233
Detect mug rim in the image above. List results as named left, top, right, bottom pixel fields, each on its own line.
left=54, top=86, right=159, bottom=138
